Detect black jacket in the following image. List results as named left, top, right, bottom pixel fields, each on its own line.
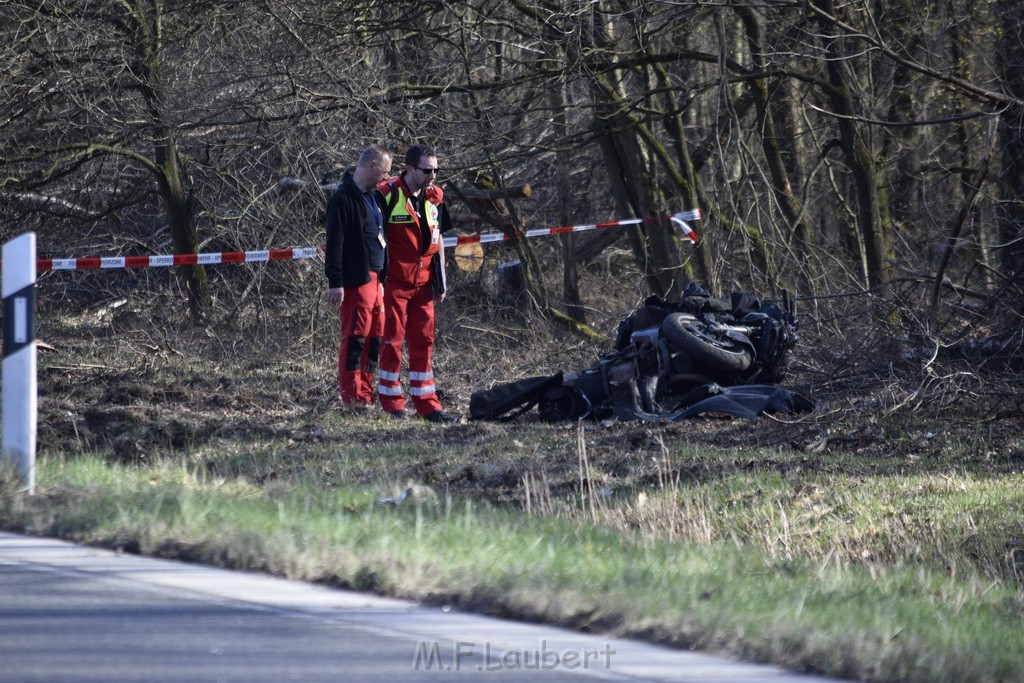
left=324, top=173, right=387, bottom=289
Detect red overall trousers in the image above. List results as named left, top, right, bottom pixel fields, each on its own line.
left=337, top=271, right=384, bottom=404
left=378, top=282, right=441, bottom=416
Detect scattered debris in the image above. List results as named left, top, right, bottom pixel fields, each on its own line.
left=376, top=488, right=413, bottom=506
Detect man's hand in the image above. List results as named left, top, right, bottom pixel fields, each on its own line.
left=328, top=287, right=344, bottom=306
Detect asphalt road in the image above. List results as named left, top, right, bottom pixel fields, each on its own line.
left=0, top=532, right=840, bottom=683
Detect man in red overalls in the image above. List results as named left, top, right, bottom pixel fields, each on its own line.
left=377, top=144, right=458, bottom=423
left=324, top=145, right=393, bottom=408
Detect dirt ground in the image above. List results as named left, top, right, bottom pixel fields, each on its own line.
left=32, top=293, right=1024, bottom=508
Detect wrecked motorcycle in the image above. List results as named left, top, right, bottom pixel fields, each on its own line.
left=469, top=284, right=813, bottom=422
left=539, top=284, right=812, bottom=421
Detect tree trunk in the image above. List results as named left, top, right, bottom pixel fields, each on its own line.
left=552, top=76, right=586, bottom=322
left=997, top=0, right=1024, bottom=275
left=579, top=4, right=685, bottom=300
left=448, top=175, right=549, bottom=313
left=156, top=136, right=210, bottom=320
left=134, top=6, right=210, bottom=320
left=653, top=62, right=714, bottom=290
left=811, top=0, right=891, bottom=289
left=737, top=6, right=814, bottom=294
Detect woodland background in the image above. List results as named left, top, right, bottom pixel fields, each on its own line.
left=4, top=7, right=1024, bottom=679
left=1, top=0, right=1023, bottom=394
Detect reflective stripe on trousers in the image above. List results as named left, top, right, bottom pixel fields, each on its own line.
left=379, top=283, right=442, bottom=415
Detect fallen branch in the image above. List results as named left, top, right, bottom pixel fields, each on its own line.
left=545, top=307, right=603, bottom=340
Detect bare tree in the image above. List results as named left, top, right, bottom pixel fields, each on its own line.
left=997, top=0, right=1024, bottom=278
left=1, top=1, right=226, bottom=317
left=4, top=0, right=1024, bottom=342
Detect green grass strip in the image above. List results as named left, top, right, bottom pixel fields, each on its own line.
left=2, top=456, right=1022, bottom=682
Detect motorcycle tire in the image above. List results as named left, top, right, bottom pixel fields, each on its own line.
left=662, top=313, right=754, bottom=373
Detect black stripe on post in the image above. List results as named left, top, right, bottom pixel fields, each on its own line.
left=3, top=283, right=35, bottom=359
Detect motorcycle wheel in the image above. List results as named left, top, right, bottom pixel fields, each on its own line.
left=662, top=313, right=754, bottom=373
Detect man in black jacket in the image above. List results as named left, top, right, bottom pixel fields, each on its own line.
left=324, top=145, right=393, bottom=407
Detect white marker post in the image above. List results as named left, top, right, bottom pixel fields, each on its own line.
left=2, top=233, right=37, bottom=494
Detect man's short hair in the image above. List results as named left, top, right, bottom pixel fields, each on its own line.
left=359, top=144, right=392, bottom=168
left=404, top=144, right=436, bottom=167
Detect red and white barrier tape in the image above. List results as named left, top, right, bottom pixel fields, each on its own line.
left=35, top=247, right=320, bottom=272
left=443, top=209, right=701, bottom=248
left=5, top=210, right=700, bottom=272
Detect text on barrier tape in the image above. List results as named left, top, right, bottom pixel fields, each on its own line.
left=35, top=247, right=320, bottom=272
left=443, top=210, right=701, bottom=248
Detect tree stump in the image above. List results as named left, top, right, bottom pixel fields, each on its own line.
left=497, top=259, right=526, bottom=304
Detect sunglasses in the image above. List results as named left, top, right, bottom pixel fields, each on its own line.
left=416, top=166, right=440, bottom=175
